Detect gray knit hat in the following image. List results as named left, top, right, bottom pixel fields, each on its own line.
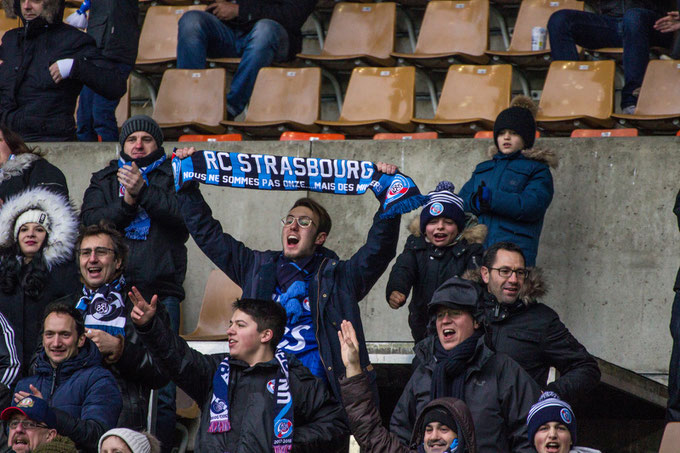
left=98, top=428, right=151, bottom=453
left=119, top=115, right=163, bottom=148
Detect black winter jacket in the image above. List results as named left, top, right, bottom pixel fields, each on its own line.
left=0, top=153, right=68, bottom=202
left=136, top=314, right=349, bottom=452
left=675, top=188, right=680, bottom=291
left=81, top=156, right=189, bottom=301
left=591, top=0, right=672, bottom=16
left=390, top=335, right=540, bottom=453
left=86, top=0, right=139, bottom=64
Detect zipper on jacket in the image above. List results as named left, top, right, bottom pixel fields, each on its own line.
left=49, top=368, right=57, bottom=401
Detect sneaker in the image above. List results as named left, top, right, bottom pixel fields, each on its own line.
left=621, top=105, right=636, bottom=115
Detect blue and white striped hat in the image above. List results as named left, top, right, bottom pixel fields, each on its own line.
left=420, top=181, right=466, bottom=234
left=527, top=391, right=577, bottom=444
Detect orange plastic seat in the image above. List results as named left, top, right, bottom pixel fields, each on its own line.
left=487, top=0, right=585, bottom=67
left=280, top=132, right=345, bottom=141
left=297, top=3, right=396, bottom=69
left=178, top=134, right=243, bottom=142
left=316, top=66, right=416, bottom=136
left=611, top=60, right=680, bottom=132
left=373, top=132, right=438, bottom=140
left=413, top=64, right=512, bottom=135
left=536, top=60, right=616, bottom=133
left=570, top=128, right=638, bottom=137
left=222, top=67, right=322, bottom=136
left=153, top=68, right=227, bottom=135
left=392, top=0, right=489, bottom=67
left=474, top=130, right=541, bottom=139
left=659, top=422, right=680, bottom=453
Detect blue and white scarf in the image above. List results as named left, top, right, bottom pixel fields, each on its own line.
left=75, top=276, right=127, bottom=337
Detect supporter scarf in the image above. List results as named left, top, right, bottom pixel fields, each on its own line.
left=209, top=351, right=294, bottom=452
left=75, top=276, right=127, bottom=337
left=118, top=150, right=167, bottom=240
left=430, top=331, right=483, bottom=402
left=172, top=150, right=426, bottom=219
left=275, top=253, right=322, bottom=324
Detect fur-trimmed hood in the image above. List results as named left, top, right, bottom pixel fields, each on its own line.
left=462, top=266, right=548, bottom=305
left=407, top=215, right=488, bottom=245
left=0, top=187, right=79, bottom=268
left=0, top=153, right=43, bottom=184
left=486, top=145, right=559, bottom=170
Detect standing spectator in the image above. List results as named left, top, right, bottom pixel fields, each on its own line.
left=176, top=0, right=317, bottom=119
left=668, top=188, right=680, bottom=421
left=0, top=125, right=68, bottom=202
left=386, top=181, right=485, bottom=343
left=98, top=428, right=160, bottom=453
left=458, top=96, right=556, bottom=267
left=547, top=0, right=674, bottom=114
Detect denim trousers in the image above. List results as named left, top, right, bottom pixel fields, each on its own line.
left=177, top=12, right=289, bottom=116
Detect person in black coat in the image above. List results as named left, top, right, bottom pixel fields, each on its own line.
left=0, top=0, right=126, bottom=141
left=668, top=188, right=680, bottom=421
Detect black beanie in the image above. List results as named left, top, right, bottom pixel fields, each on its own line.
left=420, top=181, right=466, bottom=235
left=421, top=407, right=457, bottom=435
left=493, top=106, right=536, bottom=151
left=119, top=115, right=163, bottom=148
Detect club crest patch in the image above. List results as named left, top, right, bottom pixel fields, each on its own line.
left=275, top=418, right=293, bottom=439
left=560, top=408, right=572, bottom=424
left=429, top=202, right=444, bottom=216
left=267, top=379, right=275, bottom=394
left=211, top=398, right=228, bottom=414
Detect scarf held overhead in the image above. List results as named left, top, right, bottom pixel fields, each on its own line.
left=172, top=150, right=426, bottom=218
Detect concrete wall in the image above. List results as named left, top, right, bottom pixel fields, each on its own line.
left=46, top=137, right=679, bottom=375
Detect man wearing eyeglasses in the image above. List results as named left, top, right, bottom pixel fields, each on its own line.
left=472, top=242, right=600, bottom=403
left=1, top=397, right=59, bottom=453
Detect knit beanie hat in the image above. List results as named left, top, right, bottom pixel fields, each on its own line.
left=493, top=96, right=537, bottom=151
left=527, top=391, right=577, bottom=444
left=33, top=436, right=77, bottom=453
left=119, top=115, right=163, bottom=149
left=14, top=209, right=51, bottom=239
left=98, top=428, right=151, bottom=453
left=420, top=181, right=466, bottom=235
left=421, top=407, right=458, bottom=435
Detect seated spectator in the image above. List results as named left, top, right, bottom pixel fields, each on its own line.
left=389, top=277, right=540, bottom=453
left=527, top=392, right=601, bottom=453
left=1, top=397, right=60, bottom=452
left=0, top=125, right=69, bottom=202
left=0, top=0, right=126, bottom=141
left=386, top=181, right=485, bottom=343
left=176, top=0, right=317, bottom=119
left=130, top=293, right=349, bottom=451
left=547, top=0, right=675, bottom=114
left=98, top=428, right=160, bottom=453
left=338, top=319, right=477, bottom=453
left=13, top=303, right=122, bottom=452
left=466, top=242, right=600, bottom=403
left=0, top=187, right=80, bottom=380
left=654, top=5, right=680, bottom=58
left=458, top=97, right=556, bottom=267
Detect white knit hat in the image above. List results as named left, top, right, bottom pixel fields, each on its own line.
left=98, top=428, right=150, bottom=453
left=13, top=209, right=51, bottom=239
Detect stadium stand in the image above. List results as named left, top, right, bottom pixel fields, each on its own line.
left=280, top=132, right=346, bottom=140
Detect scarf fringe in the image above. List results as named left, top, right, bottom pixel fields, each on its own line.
left=208, top=420, right=231, bottom=433
left=380, top=194, right=428, bottom=219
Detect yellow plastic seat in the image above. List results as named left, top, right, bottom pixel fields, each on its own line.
left=535, top=60, right=616, bottom=133
left=0, top=9, right=19, bottom=42
left=222, top=67, right=322, bottom=136
left=298, top=2, right=396, bottom=69
left=316, top=66, right=416, bottom=136
left=392, top=0, right=489, bottom=67
left=413, top=64, right=512, bottom=135
left=280, top=132, right=345, bottom=141
left=115, top=76, right=132, bottom=128
left=178, top=134, right=243, bottom=142
left=611, top=60, right=680, bottom=132
left=659, top=422, right=680, bottom=453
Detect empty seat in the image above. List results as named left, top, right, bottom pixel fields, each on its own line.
left=570, top=128, right=638, bottom=137
left=178, top=134, right=243, bottom=142
left=316, top=66, right=416, bottom=136
left=413, top=64, right=512, bottom=135
left=611, top=60, right=680, bottom=132
left=222, top=67, right=321, bottom=136
left=373, top=132, right=438, bottom=140
left=659, top=422, right=680, bottom=453
left=535, top=60, right=616, bottom=133
left=153, top=68, right=227, bottom=135
left=280, top=132, right=345, bottom=141
left=298, top=2, right=396, bottom=69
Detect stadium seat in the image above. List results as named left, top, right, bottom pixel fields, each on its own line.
left=487, top=0, right=585, bottom=67
left=392, top=0, right=489, bottom=67
left=178, top=134, right=243, bottom=142
left=135, top=5, right=206, bottom=71
left=115, top=76, right=132, bottom=128
left=222, top=67, right=322, bottom=136
left=153, top=68, right=227, bottom=135
left=373, top=132, right=438, bottom=140
left=412, top=64, right=512, bottom=135
left=536, top=60, right=616, bottom=133
left=316, top=66, right=416, bottom=136
left=0, top=9, right=19, bottom=41
left=611, top=60, right=680, bottom=133
left=181, top=269, right=241, bottom=341
left=659, top=422, right=680, bottom=453
left=280, top=132, right=345, bottom=141
left=474, top=130, right=541, bottom=139
left=570, top=128, right=638, bottom=137
left=297, top=2, right=396, bottom=69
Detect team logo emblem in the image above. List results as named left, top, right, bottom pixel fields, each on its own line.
left=275, top=419, right=293, bottom=439
left=92, top=300, right=124, bottom=322
left=429, top=202, right=444, bottom=216
left=172, top=156, right=182, bottom=190
left=211, top=398, right=227, bottom=414
left=302, top=297, right=310, bottom=312
left=267, top=379, right=275, bottom=394
left=17, top=398, right=34, bottom=408
left=560, top=408, right=572, bottom=424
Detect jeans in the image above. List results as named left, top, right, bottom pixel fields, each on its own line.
left=177, top=12, right=289, bottom=116
left=668, top=290, right=680, bottom=421
left=76, top=63, right=132, bottom=142
left=157, top=296, right=181, bottom=452
left=547, top=9, right=671, bottom=109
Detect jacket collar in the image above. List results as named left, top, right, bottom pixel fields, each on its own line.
left=35, top=339, right=103, bottom=379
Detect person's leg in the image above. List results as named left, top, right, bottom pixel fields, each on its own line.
left=76, top=86, right=97, bottom=142
left=156, top=296, right=181, bottom=453
left=91, top=63, right=133, bottom=142
left=668, top=290, right=680, bottom=421
left=227, top=19, right=289, bottom=116
left=547, top=10, right=621, bottom=61
left=176, top=10, right=239, bottom=69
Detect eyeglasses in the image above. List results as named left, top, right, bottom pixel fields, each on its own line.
left=8, top=420, right=48, bottom=430
left=76, top=247, right=115, bottom=258
left=281, top=215, right=315, bottom=229
left=488, top=267, right=528, bottom=279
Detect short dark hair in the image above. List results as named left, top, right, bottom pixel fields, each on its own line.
left=43, top=302, right=85, bottom=338
left=232, top=299, right=287, bottom=352
left=75, top=221, right=128, bottom=275
left=291, top=198, right=332, bottom=236
left=482, top=242, right=526, bottom=269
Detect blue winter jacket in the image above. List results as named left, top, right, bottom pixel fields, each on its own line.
left=15, top=340, right=122, bottom=453
left=178, top=186, right=401, bottom=402
left=459, top=148, right=556, bottom=266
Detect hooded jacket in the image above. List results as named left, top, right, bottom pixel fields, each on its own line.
left=674, top=188, right=680, bottom=292
left=0, top=153, right=68, bottom=202
left=465, top=268, right=600, bottom=403
left=14, top=340, right=122, bottom=453
left=458, top=147, right=557, bottom=267
left=341, top=370, right=478, bottom=453
left=0, top=0, right=126, bottom=141
left=386, top=217, right=486, bottom=343
left=390, top=335, right=540, bottom=453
